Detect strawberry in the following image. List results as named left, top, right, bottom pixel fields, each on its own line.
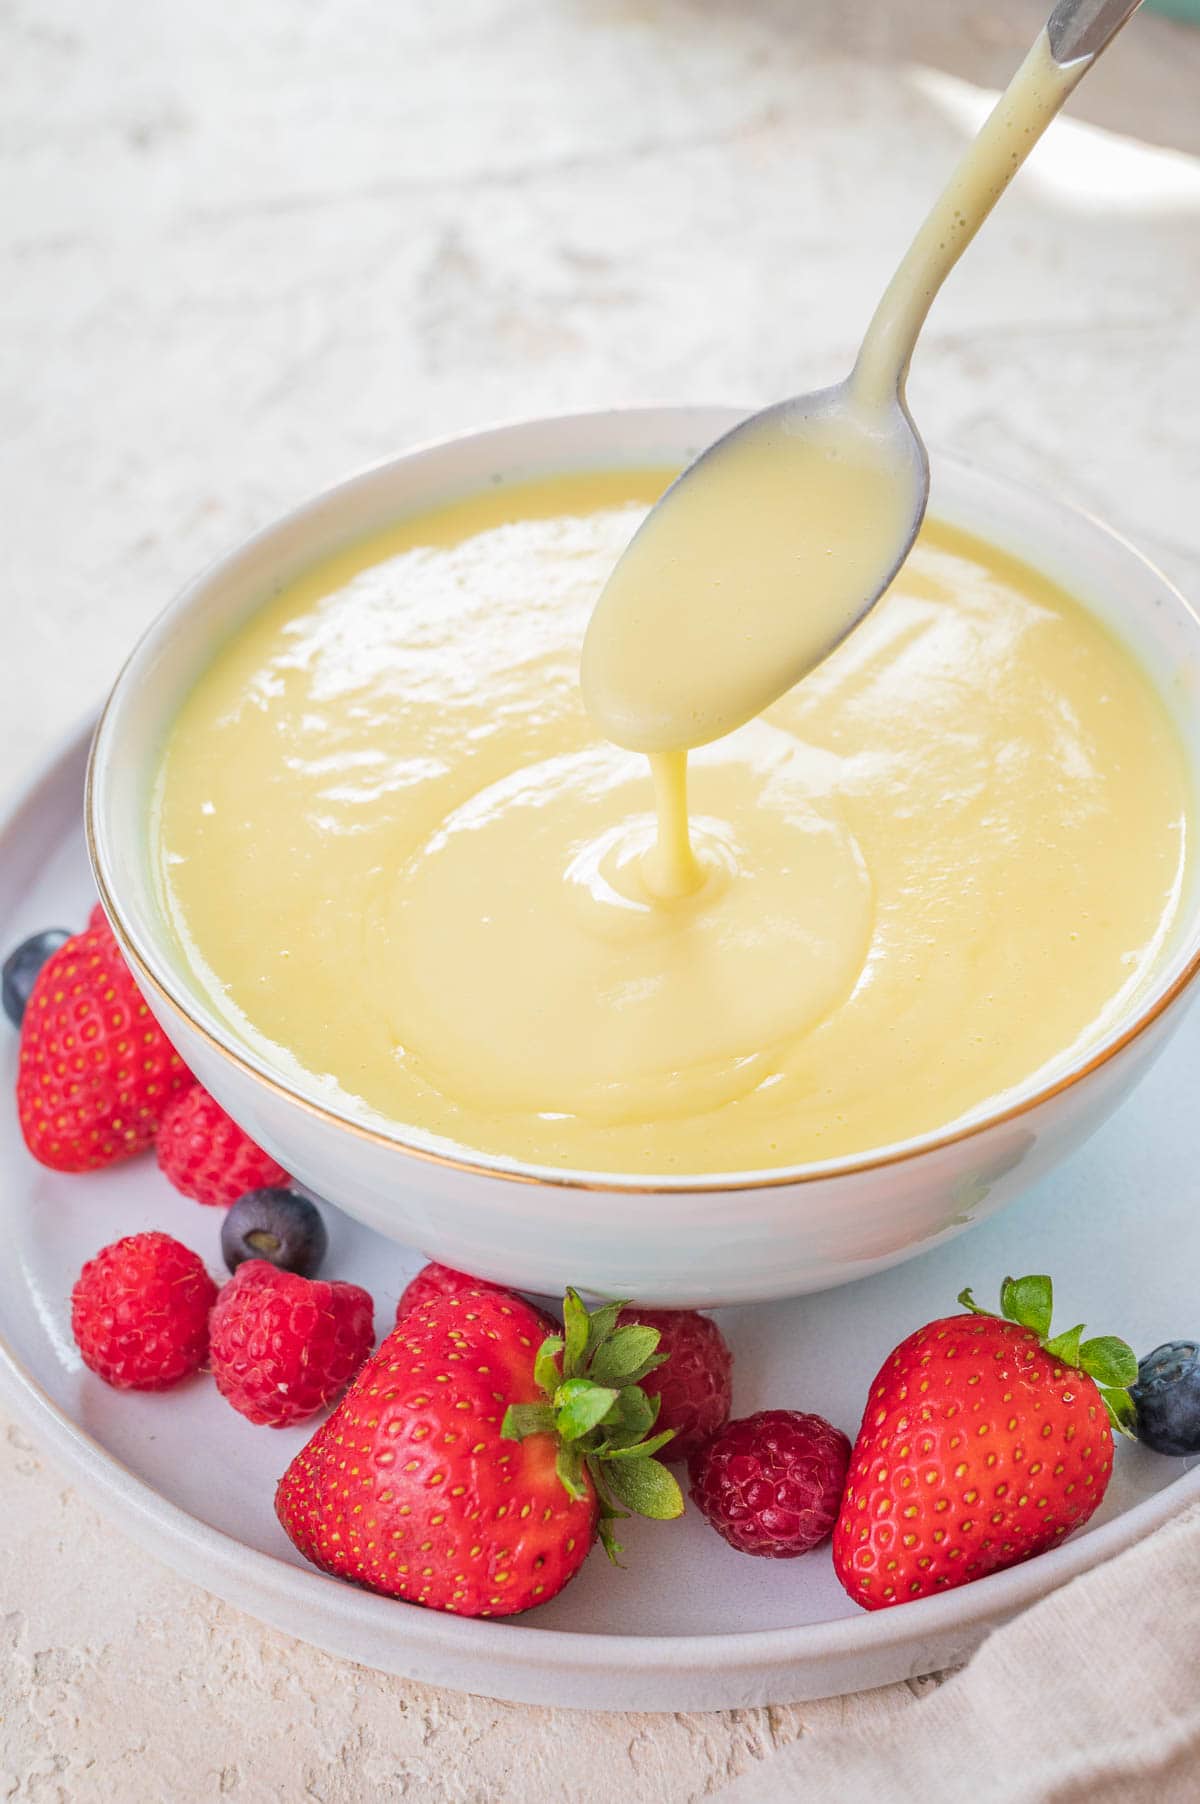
left=210, top=1261, right=375, bottom=1427
left=71, top=1231, right=217, bottom=1390
left=394, top=1261, right=558, bottom=1337
left=395, top=1262, right=507, bottom=1319
left=157, top=1083, right=289, bottom=1207
left=617, top=1307, right=733, bottom=1462
left=833, top=1274, right=1137, bottom=1611
left=276, top=1287, right=684, bottom=1616
left=18, top=921, right=193, bottom=1172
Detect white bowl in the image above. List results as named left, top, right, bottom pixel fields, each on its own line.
left=87, top=407, right=1200, bottom=1306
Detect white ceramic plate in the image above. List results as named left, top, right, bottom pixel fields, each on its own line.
left=2, top=722, right=1198, bottom=1711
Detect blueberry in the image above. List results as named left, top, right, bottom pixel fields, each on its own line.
left=2, top=929, right=72, bottom=1028
left=221, top=1188, right=328, bottom=1278
left=1130, top=1341, right=1200, bottom=1456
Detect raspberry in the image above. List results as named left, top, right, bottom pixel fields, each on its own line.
left=157, top=1084, right=288, bottom=1207
left=210, top=1261, right=375, bottom=1428
left=71, top=1232, right=217, bottom=1391
left=689, top=1409, right=850, bottom=1557
left=618, top=1307, right=733, bottom=1462
left=395, top=1262, right=559, bottom=1337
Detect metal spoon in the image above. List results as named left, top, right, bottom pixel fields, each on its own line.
left=582, top=0, right=1145, bottom=756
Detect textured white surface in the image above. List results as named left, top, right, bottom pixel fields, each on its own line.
left=4, top=0, right=1200, bottom=1796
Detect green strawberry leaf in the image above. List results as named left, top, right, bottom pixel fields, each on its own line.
left=640, top=1387, right=662, bottom=1428
left=597, top=1385, right=658, bottom=1447
left=1078, top=1336, right=1139, bottom=1389
left=601, top=1455, right=685, bottom=1521
left=597, top=1524, right=626, bottom=1564
left=554, top=1377, right=619, bottom=1442
left=1044, top=1322, right=1084, bottom=1367
left=957, top=1287, right=996, bottom=1318
left=555, top=1441, right=589, bottom=1501
left=589, top=1324, right=664, bottom=1388
left=561, top=1290, right=590, bottom=1379
left=1000, top=1274, right=1054, bottom=1336
left=593, top=1486, right=629, bottom=1566
left=622, top=1384, right=662, bottom=1431
left=1101, top=1386, right=1138, bottom=1439
left=583, top=1300, right=625, bottom=1361
left=598, top=1428, right=676, bottom=1462
left=534, top=1334, right=564, bottom=1399
left=613, top=1356, right=669, bottom=1390
left=500, top=1402, right=556, bottom=1442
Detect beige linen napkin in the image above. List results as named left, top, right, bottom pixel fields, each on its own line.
left=715, top=1497, right=1200, bottom=1803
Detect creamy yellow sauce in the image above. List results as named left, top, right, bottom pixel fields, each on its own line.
left=582, top=35, right=1088, bottom=903
left=154, top=471, right=1189, bottom=1175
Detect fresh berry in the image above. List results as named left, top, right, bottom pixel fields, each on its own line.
left=618, top=1307, right=732, bottom=1462
left=1130, top=1340, right=1200, bottom=1456
left=18, top=923, right=194, bottom=1172
left=87, top=902, right=109, bottom=933
left=395, top=1261, right=510, bottom=1321
left=71, top=1231, right=217, bottom=1391
left=277, top=1286, right=684, bottom=1615
left=3, top=929, right=72, bottom=1028
left=209, top=1261, right=374, bottom=1428
left=157, top=1084, right=289, bottom=1207
left=395, top=1261, right=557, bottom=1336
left=221, top=1188, right=328, bottom=1277
left=689, top=1410, right=850, bottom=1556
left=832, top=1275, right=1137, bottom=1611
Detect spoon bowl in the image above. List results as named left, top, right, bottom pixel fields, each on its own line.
left=580, top=383, right=928, bottom=754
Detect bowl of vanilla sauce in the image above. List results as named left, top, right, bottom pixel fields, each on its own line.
left=87, top=408, right=1200, bottom=1304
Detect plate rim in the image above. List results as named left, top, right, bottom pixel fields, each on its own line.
left=3, top=713, right=1199, bottom=1702
left=3, top=1319, right=1198, bottom=1681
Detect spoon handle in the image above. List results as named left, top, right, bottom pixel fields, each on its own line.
left=851, top=0, right=1144, bottom=407
left=1048, top=0, right=1144, bottom=65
